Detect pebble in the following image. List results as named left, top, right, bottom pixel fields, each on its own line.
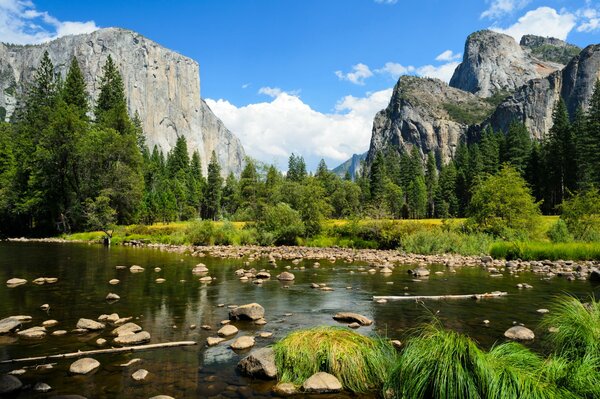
left=33, top=382, right=51, bottom=392
left=132, top=369, right=149, bottom=381
left=109, top=279, right=120, bottom=285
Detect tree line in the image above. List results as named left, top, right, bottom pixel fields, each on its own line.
left=0, top=51, right=599, bottom=239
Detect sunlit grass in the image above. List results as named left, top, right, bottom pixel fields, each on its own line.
left=490, top=241, right=600, bottom=260
left=272, top=326, right=398, bottom=393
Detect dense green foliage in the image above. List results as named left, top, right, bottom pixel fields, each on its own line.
left=1, top=51, right=599, bottom=252
left=273, top=326, right=398, bottom=393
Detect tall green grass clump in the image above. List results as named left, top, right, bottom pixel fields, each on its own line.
left=272, top=326, right=398, bottom=393
left=384, top=322, right=570, bottom=399
left=490, top=241, right=600, bottom=261
left=541, top=295, right=600, bottom=360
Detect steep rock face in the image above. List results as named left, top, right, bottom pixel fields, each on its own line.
left=0, top=28, right=244, bottom=175
left=332, top=153, right=366, bottom=179
left=489, top=44, right=600, bottom=139
left=366, top=76, right=493, bottom=164
left=520, top=35, right=581, bottom=65
left=450, top=30, right=562, bottom=98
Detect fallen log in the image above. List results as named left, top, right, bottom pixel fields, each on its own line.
left=0, top=341, right=197, bottom=364
left=373, top=291, right=508, bottom=301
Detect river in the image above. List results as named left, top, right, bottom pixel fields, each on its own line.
left=0, top=242, right=598, bottom=398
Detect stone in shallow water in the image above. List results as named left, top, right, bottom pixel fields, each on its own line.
left=302, top=372, right=342, bottom=393
left=0, top=317, right=24, bottom=334
left=332, top=312, right=373, bottom=326
left=6, top=278, right=27, bottom=287
left=229, top=303, right=265, bottom=321
left=33, top=382, right=52, bottom=392
left=130, top=265, right=144, bottom=273
left=273, top=382, right=296, bottom=396
left=207, top=337, right=225, bottom=346
left=112, top=322, right=142, bottom=336
left=76, top=318, right=105, bottom=331
left=114, top=331, right=150, bottom=345
left=237, top=347, right=277, bottom=379
left=17, top=326, right=46, bottom=339
left=106, top=293, right=120, bottom=301
left=277, top=272, right=295, bottom=281
left=217, top=324, right=238, bottom=337
left=0, top=375, right=23, bottom=394
left=42, top=320, right=58, bottom=328
left=230, top=336, right=255, bottom=350
left=504, top=326, right=535, bottom=341
left=51, top=330, right=67, bottom=336
left=131, top=369, right=148, bottom=381
left=149, top=396, right=175, bottom=399
left=69, top=358, right=100, bottom=375
left=109, top=279, right=120, bottom=285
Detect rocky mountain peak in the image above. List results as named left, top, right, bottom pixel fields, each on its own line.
left=0, top=27, right=245, bottom=175
left=449, top=29, right=562, bottom=98
left=520, top=35, right=581, bottom=65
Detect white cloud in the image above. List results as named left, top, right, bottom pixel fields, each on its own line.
left=0, top=0, right=98, bottom=45
left=491, top=6, right=576, bottom=42
left=258, top=86, right=283, bottom=98
left=481, top=0, right=531, bottom=19
left=375, top=62, right=415, bottom=79
left=241, top=83, right=250, bottom=89
left=416, top=62, right=461, bottom=82
left=577, top=8, right=600, bottom=32
left=205, top=88, right=393, bottom=169
left=374, top=0, right=398, bottom=4
left=435, top=50, right=462, bottom=62
left=335, top=63, right=374, bottom=85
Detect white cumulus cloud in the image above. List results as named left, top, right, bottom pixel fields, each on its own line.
left=205, top=88, right=393, bottom=170
left=375, top=62, right=415, bottom=80
left=577, top=7, right=600, bottom=32
left=335, top=63, right=374, bottom=85
left=481, top=0, right=531, bottom=19
left=491, top=6, right=576, bottom=42
left=416, top=62, right=461, bottom=83
left=435, top=50, right=462, bottom=62
left=0, top=0, right=98, bottom=44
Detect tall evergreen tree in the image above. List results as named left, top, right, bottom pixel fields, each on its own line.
left=95, top=55, right=132, bottom=135
left=205, top=151, right=223, bottom=220
left=580, top=80, right=600, bottom=187
left=502, top=122, right=532, bottom=173
left=545, top=98, right=575, bottom=208
left=62, top=57, right=88, bottom=119
left=425, top=152, right=438, bottom=217
left=287, top=153, right=307, bottom=182
left=369, top=151, right=387, bottom=202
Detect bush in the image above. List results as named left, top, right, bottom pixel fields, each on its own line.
left=257, top=203, right=305, bottom=245
left=401, top=229, right=493, bottom=256
left=467, top=165, right=541, bottom=239
left=273, top=327, right=398, bottom=393
left=547, top=219, right=573, bottom=243
left=560, top=188, right=600, bottom=241
left=186, top=220, right=215, bottom=245
left=489, top=241, right=600, bottom=261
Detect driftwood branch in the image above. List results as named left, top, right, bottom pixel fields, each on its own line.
left=0, top=341, right=197, bottom=364
left=373, top=291, right=508, bottom=301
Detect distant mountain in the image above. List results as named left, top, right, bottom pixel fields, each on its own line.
left=0, top=27, right=245, bottom=175
left=332, top=153, right=367, bottom=179
left=365, top=30, right=599, bottom=168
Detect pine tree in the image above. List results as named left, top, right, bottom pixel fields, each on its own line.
left=222, top=172, right=240, bottom=217
left=425, top=152, right=438, bottom=217
left=287, top=153, right=307, bottom=182
left=369, top=151, right=387, bottom=202
left=581, top=80, right=600, bottom=187
left=168, top=135, right=190, bottom=177
left=95, top=55, right=132, bottom=135
left=240, top=158, right=259, bottom=216
left=479, top=126, right=501, bottom=175
left=545, top=98, right=573, bottom=207
left=407, top=175, right=427, bottom=219
left=62, top=57, right=88, bottom=119
left=205, top=151, right=223, bottom=220
left=435, top=161, right=459, bottom=218
left=503, top=122, right=531, bottom=173
left=572, top=106, right=588, bottom=187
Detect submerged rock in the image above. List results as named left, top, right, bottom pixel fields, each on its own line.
left=131, top=369, right=149, bottom=381
left=273, top=382, right=296, bottom=396
left=229, top=303, right=265, bottom=321
left=277, top=272, right=295, bottom=281
left=69, top=358, right=100, bottom=375
left=0, top=375, right=23, bottom=394
left=33, top=382, right=52, bottom=392
left=130, top=265, right=144, bottom=273
left=106, top=293, right=120, bottom=301
left=302, top=372, right=342, bottom=393
left=112, top=322, right=142, bottom=336
left=207, top=337, right=225, bottom=346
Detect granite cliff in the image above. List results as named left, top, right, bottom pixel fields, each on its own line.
left=357, top=30, right=599, bottom=171
left=0, top=27, right=245, bottom=175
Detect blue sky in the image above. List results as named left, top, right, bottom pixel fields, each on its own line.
left=1, top=0, right=599, bottom=170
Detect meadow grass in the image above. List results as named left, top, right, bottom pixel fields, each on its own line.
left=489, top=241, right=600, bottom=260
left=272, top=326, right=398, bottom=393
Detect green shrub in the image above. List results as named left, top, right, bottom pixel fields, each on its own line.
left=560, top=188, right=600, bottom=242
left=401, top=229, right=493, bottom=256
left=273, top=326, right=398, bottom=393
left=547, top=219, right=573, bottom=243
left=257, top=203, right=305, bottom=245
left=490, top=241, right=600, bottom=261
left=186, top=220, right=215, bottom=245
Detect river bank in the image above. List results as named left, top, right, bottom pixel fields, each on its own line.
left=6, top=237, right=600, bottom=282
